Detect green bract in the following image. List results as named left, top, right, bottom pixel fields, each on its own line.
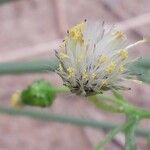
left=21, top=80, right=56, bottom=107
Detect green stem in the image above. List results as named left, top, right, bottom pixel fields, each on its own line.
left=118, top=101, right=150, bottom=119
left=125, top=115, right=138, bottom=150
left=0, top=59, right=58, bottom=74
left=95, top=122, right=128, bottom=150
left=89, top=95, right=122, bottom=113
left=0, top=0, right=18, bottom=4
left=53, top=86, right=69, bottom=93
left=97, top=94, right=150, bottom=119
left=0, top=105, right=149, bottom=137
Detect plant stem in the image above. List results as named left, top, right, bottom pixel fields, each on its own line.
left=53, top=86, right=69, bottom=93
left=125, top=115, right=138, bottom=150
left=0, top=59, right=58, bottom=74
left=0, top=105, right=149, bottom=137
left=89, top=95, right=122, bottom=113
left=95, top=122, right=128, bottom=150
left=98, top=94, right=150, bottom=119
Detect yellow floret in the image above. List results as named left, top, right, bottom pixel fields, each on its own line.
left=82, top=69, right=87, bottom=79
left=58, top=64, right=63, bottom=72
left=91, top=72, right=96, bottom=79
left=11, top=91, right=23, bottom=108
left=106, top=62, right=116, bottom=74
left=68, top=21, right=85, bottom=43
left=77, top=53, right=84, bottom=62
left=118, top=49, right=128, bottom=60
left=114, top=31, right=125, bottom=40
left=101, top=80, right=108, bottom=86
left=67, top=67, right=74, bottom=79
left=119, top=64, right=125, bottom=72
left=97, top=54, right=109, bottom=64
left=59, top=52, right=69, bottom=59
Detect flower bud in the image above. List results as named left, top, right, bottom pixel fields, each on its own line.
left=11, top=80, right=56, bottom=107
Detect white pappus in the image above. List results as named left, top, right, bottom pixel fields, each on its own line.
left=55, top=20, right=145, bottom=96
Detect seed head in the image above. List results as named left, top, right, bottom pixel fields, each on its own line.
left=55, top=21, right=145, bottom=96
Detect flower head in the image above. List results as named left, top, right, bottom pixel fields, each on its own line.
left=55, top=20, right=145, bottom=96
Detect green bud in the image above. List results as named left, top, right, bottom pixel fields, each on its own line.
left=11, top=80, right=56, bottom=107
left=21, top=79, right=56, bottom=107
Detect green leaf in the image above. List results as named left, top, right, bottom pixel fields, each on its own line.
left=127, top=57, right=150, bottom=84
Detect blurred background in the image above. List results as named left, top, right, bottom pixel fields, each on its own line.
left=0, top=0, right=150, bottom=149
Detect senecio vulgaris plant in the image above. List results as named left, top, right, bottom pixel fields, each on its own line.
left=11, top=20, right=150, bottom=150
left=55, top=20, right=149, bottom=150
